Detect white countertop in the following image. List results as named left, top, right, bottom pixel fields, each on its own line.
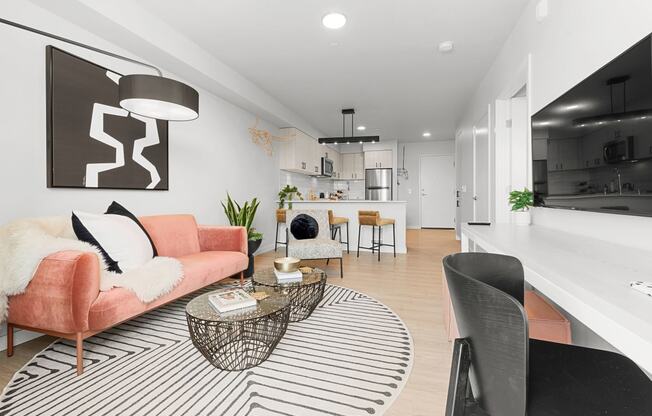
left=288, top=199, right=407, bottom=203
left=546, top=193, right=652, bottom=200
left=461, top=223, right=652, bottom=373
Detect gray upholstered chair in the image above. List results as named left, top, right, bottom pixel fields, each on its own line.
left=286, top=209, right=343, bottom=277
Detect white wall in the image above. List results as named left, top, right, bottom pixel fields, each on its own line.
left=0, top=1, right=289, bottom=254
left=456, top=0, right=652, bottom=246
left=397, top=140, right=455, bottom=228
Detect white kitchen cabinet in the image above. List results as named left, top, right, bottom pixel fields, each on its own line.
left=532, top=139, right=548, bottom=160
left=279, top=127, right=320, bottom=174
left=580, top=136, right=605, bottom=169
left=341, top=152, right=365, bottom=180
left=309, top=141, right=323, bottom=175
left=548, top=138, right=580, bottom=171
left=364, top=150, right=393, bottom=169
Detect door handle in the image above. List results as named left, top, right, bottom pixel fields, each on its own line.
left=473, top=196, right=478, bottom=201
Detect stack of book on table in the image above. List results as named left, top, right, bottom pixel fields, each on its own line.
left=274, top=269, right=303, bottom=283
left=208, top=289, right=257, bottom=313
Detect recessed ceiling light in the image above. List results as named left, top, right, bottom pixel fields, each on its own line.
left=322, top=13, right=346, bottom=29
left=357, top=125, right=366, bottom=131
left=438, top=41, right=454, bottom=53
left=423, top=132, right=432, bottom=137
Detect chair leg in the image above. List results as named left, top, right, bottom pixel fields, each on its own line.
left=346, top=222, right=350, bottom=254
left=378, top=226, right=382, bottom=261
left=357, top=224, right=361, bottom=258
left=445, top=338, right=473, bottom=416
left=340, top=257, right=343, bottom=278
left=239, top=271, right=244, bottom=287
left=275, top=222, right=279, bottom=252
left=326, top=258, right=330, bottom=265
left=372, top=226, right=375, bottom=254
left=285, top=229, right=289, bottom=257
left=393, top=223, right=396, bottom=257
left=6, top=323, right=13, bottom=357
left=76, top=332, right=84, bottom=375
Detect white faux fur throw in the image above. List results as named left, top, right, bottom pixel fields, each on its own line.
left=0, top=216, right=183, bottom=321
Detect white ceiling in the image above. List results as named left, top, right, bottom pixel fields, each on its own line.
left=136, top=0, right=528, bottom=142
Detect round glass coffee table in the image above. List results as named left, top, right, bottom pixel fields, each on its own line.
left=252, top=268, right=327, bottom=322
left=185, top=287, right=290, bottom=371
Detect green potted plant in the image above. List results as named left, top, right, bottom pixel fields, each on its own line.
left=278, top=185, right=303, bottom=209
left=222, top=193, right=262, bottom=277
left=509, top=187, right=533, bottom=225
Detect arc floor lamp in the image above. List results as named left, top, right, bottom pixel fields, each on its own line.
left=0, top=17, right=199, bottom=121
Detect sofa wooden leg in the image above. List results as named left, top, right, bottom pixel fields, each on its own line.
left=6, top=323, right=13, bottom=357
left=239, top=271, right=244, bottom=287
left=76, top=332, right=84, bottom=375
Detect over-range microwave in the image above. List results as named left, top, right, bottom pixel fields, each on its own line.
left=603, top=136, right=634, bottom=164
left=320, top=157, right=333, bottom=177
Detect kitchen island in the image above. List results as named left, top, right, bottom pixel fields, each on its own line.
left=286, top=200, right=407, bottom=253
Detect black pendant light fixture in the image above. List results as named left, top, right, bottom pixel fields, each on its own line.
left=573, top=75, right=652, bottom=127
left=0, top=18, right=199, bottom=121
left=319, top=109, right=380, bottom=144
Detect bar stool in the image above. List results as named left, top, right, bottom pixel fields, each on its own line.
left=328, top=210, right=350, bottom=254
left=274, top=208, right=287, bottom=252
left=357, top=210, right=396, bottom=261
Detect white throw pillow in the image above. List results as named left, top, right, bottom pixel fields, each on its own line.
left=72, top=210, right=154, bottom=273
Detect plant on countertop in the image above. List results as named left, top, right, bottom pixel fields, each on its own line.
left=509, top=187, right=534, bottom=212
left=221, top=193, right=263, bottom=241
left=278, top=185, right=303, bottom=209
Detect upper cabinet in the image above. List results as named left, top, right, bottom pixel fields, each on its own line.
left=341, top=153, right=365, bottom=180
left=364, top=150, right=393, bottom=169
left=548, top=139, right=580, bottom=171
left=279, top=127, right=322, bottom=175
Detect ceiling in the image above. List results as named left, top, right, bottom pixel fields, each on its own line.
left=136, top=0, right=528, bottom=142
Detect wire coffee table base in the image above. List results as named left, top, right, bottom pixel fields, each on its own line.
left=252, top=268, right=327, bottom=322
left=186, top=290, right=290, bottom=371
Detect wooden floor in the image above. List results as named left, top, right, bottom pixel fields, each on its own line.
left=0, top=229, right=459, bottom=415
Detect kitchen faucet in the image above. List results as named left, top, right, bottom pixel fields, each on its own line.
left=614, top=168, right=622, bottom=195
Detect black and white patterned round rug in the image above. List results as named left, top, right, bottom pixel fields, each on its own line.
left=0, top=284, right=413, bottom=415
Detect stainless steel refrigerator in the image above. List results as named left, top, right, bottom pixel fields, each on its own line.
left=365, top=168, right=393, bottom=201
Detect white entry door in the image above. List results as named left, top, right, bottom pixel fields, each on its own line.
left=420, top=154, right=456, bottom=228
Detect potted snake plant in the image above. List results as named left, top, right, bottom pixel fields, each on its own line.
left=509, top=187, right=534, bottom=226
left=222, top=193, right=262, bottom=277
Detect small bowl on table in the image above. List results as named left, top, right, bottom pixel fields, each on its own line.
left=274, top=257, right=301, bottom=273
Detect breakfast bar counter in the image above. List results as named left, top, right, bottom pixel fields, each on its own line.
left=461, top=222, right=652, bottom=374
left=286, top=200, right=407, bottom=253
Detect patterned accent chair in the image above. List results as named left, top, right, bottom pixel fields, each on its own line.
left=286, top=210, right=343, bottom=277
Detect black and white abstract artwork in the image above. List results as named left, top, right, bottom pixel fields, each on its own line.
left=46, top=46, right=168, bottom=190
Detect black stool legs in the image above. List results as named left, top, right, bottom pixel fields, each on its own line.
left=275, top=221, right=287, bottom=252
left=357, top=224, right=396, bottom=261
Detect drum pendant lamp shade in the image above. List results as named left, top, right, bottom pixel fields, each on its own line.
left=119, top=74, right=199, bottom=121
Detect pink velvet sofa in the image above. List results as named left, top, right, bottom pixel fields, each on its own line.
left=6, top=214, right=248, bottom=375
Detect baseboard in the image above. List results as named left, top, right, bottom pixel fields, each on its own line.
left=0, top=329, right=44, bottom=352
left=256, top=243, right=276, bottom=255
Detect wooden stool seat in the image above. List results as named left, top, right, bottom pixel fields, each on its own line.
left=328, top=210, right=350, bottom=253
